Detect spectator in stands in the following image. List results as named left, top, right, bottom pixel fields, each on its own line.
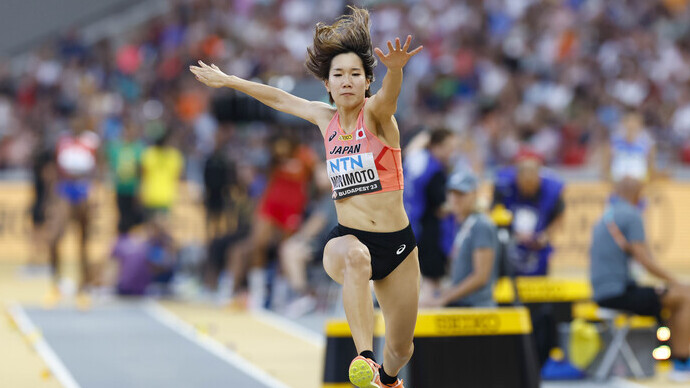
left=106, top=114, right=145, bottom=232
left=420, top=169, right=498, bottom=308
left=492, top=149, right=565, bottom=276
left=202, top=161, right=256, bottom=298
left=601, top=109, right=657, bottom=183
left=279, top=163, right=337, bottom=317
left=403, top=128, right=457, bottom=299
left=590, top=177, right=690, bottom=383
left=140, top=129, right=184, bottom=219
left=28, top=145, right=56, bottom=268
left=202, top=126, right=235, bottom=243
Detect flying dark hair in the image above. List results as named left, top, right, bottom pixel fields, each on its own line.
left=305, top=6, right=377, bottom=103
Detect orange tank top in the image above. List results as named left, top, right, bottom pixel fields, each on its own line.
left=324, top=100, right=404, bottom=200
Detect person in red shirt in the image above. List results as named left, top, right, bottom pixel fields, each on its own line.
left=247, top=134, right=315, bottom=309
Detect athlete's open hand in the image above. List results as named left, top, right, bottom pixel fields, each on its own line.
left=189, top=60, right=229, bottom=88
left=374, top=35, right=423, bottom=70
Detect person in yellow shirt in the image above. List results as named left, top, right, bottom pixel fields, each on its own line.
left=140, top=130, right=184, bottom=217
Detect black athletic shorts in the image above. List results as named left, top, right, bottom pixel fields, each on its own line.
left=597, top=284, right=667, bottom=320
left=325, top=223, right=417, bottom=280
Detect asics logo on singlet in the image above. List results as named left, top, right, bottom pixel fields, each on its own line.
left=328, top=131, right=337, bottom=141
left=396, top=244, right=406, bottom=255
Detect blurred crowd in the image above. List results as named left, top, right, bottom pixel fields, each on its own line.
left=0, top=0, right=689, bottom=175
left=1, top=0, right=688, bottom=315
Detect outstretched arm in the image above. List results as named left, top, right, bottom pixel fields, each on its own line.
left=190, top=61, right=332, bottom=127
left=368, top=35, right=422, bottom=119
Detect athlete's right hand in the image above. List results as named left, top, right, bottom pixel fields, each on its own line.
left=189, top=60, right=230, bottom=88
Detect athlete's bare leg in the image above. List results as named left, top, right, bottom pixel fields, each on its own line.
left=228, top=237, right=253, bottom=295
left=46, top=198, right=69, bottom=288
left=323, top=235, right=374, bottom=353
left=74, top=202, right=90, bottom=291
left=373, top=249, right=419, bottom=377
left=250, top=215, right=275, bottom=268
left=280, top=238, right=311, bottom=293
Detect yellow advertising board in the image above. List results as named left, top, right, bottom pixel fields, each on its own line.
left=550, top=181, right=690, bottom=270
left=0, top=182, right=205, bottom=262
left=0, top=181, right=688, bottom=270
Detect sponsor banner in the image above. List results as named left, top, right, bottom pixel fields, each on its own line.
left=493, top=277, right=592, bottom=304
left=327, top=153, right=382, bottom=199
left=0, top=182, right=204, bottom=262
left=549, top=181, right=690, bottom=270
left=411, top=307, right=532, bottom=336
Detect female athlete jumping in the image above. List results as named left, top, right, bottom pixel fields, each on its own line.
left=190, top=7, right=422, bottom=387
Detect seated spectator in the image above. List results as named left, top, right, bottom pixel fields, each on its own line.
left=146, top=214, right=177, bottom=294
left=104, top=216, right=176, bottom=297
left=420, top=169, right=498, bottom=308
left=106, top=221, right=153, bottom=296
left=590, top=177, right=690, bottom=383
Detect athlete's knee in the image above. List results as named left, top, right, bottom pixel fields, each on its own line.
left=344, top=245, right=371, bottom=274
left=386, top=340, right=414, bottom=361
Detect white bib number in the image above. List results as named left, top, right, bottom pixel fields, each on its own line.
left=327, top=153, right=382, bottom=199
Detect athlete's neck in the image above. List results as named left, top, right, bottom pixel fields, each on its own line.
left=336, top=99, right=365, bottom=132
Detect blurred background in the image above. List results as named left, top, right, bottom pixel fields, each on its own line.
left=0, top=0, right=689, bottom=387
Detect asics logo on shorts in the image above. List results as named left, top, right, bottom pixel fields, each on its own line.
left=396, top=244, right=406, bottom=255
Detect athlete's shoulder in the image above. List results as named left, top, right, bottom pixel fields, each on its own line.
left=311, top=101, right=337, bottom=122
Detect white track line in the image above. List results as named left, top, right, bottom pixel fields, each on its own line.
left=144, top=302, right=290, bottom=388
left=611, top=377, right=647, bottom=388
left=543, top=377, right=647, bottom=388
left=6, top=302, right=81, bottom=388
left=251, top=308, right=325, bottom=348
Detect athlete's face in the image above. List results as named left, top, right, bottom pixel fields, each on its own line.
left=325, top=53, right=370, bottom=108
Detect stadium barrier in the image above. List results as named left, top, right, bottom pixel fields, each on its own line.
left=0, top=182, right=204, bottom=262
left=3, top=181, right=689, bottom=270
left=494, top=276, right=592, bottom=366
left=322, top=307, right=539, bottom=388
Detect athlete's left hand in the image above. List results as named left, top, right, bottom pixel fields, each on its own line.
left=374, top=35, right=423, bottom=70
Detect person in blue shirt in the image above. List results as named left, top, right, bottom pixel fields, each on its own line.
left=403, top=128, right=457, bottom=298
left=420, top=169, right=498, bottom=308
left=590, top=177, right=690, bottom=383
left=492, top=149, right=564, bottom=276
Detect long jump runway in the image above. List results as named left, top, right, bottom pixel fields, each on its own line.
left=8, top=302, right=287, bottom=388
left=6, top=300, right=653, bottom=388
